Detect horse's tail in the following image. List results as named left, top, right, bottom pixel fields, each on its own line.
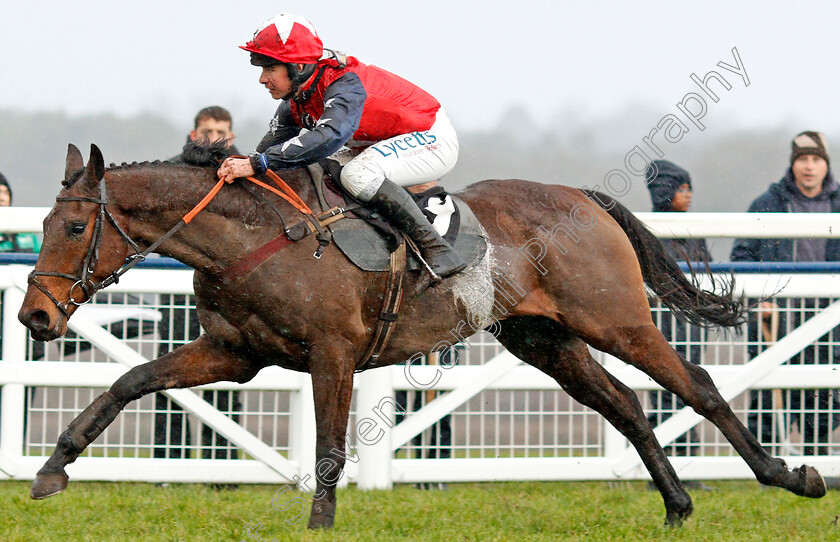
left=585, top=190, right=745, bottom=328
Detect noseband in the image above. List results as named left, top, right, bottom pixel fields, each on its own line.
left=27, top=177, right=146, bottom=318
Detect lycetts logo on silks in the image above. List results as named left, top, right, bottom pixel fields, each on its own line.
left=372, top=131, right=438, bottom=158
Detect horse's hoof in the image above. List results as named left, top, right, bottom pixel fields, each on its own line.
left=30, top=469, right=69, bottom=500
left=307, top=501, right=336, bottom=529
left=306, top=513, right=335, bottom=530
left=664, top=512, right=685, bottom=528
left=664, top=500, right=693, bottom=527
left=795, top=464, right=826, bottom=498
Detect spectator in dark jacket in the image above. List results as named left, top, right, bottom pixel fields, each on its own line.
left=168, top=105, right=240, bottom=163
left=645, top=161, right=710, bottom=460
left=731, top=131, right=840, bottom=456
left=154, top=106, right=242, bottom=468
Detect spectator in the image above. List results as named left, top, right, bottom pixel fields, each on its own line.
left=0, top=172, right=41, bottom=435
left=168, top=105, right=239, bottom=162
left=153, top=106, right=242, bottom=467
left=0, top=173, right=41, bottom=253
left=731, top=131, right=840, bottom=456
left=645, top=161, right=711, bottom=464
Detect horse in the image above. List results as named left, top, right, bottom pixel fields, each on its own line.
left=17, top=143, right=826, bottom=530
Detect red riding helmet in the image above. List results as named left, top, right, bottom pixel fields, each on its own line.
left=240, top=14, right=323, bottom=64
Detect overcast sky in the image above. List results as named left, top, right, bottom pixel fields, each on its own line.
left=1, top=1, right=838, bottom=134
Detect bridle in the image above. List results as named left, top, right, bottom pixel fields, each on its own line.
left=27, top=166, right=402, bottom=369
left=27, top=167, right=314, bottom=319
left=27, top=176, right=194, bottom=318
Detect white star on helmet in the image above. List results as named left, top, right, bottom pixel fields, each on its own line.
left=261, top=13, right=318, bottom=44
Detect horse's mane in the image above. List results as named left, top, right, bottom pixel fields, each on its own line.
left=63, top=140, right=234, bottom=188
left=110, top=161, right=286, bottom=228
left=175, top=140, right=235, bottom=167
left=62, top=160, right=185, bottom=189
left=60, top=142, right=292, bottom=228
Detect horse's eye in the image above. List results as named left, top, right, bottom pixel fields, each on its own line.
left=67, top=223, right=86, bottom=236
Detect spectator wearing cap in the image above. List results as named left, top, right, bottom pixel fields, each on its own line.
left=645, top=161, right=711, bottom=468
left=731, top=131, right=840, bottom=456
left=732, top=131, right=840, bottom=262
left=647, top=160, right=710, bottom=263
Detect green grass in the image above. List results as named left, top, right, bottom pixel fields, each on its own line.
left=1, top=480, right=838, bottom=541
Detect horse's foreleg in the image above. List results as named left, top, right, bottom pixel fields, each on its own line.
left=496, top=317, right=693, bottom=526
left=31, top=336, right=258, bottom=499
left=305, top=345, right=356, bottom=529
left=596, top=324, right=826, bottom=499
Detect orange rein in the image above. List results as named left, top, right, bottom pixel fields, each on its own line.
left=182, top=169, right=312, bottom=225
left=183, top=178, right=226, bottom=224
left=245, top=169, right=313, bottom=216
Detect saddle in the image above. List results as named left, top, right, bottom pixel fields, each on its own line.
left=312, top=160, right=488, bottom=273
left=310, top=160, right=488, bottom=369
left=222, top=160, right=488, bottom=369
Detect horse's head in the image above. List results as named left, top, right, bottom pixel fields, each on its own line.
left=18, top=144, right=135, bottom=341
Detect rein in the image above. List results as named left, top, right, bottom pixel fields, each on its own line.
left=221, top=167, right=361, bottom=281
left=29, top=166, right=332, bottom=318
left=32, top=164, right=404, bottom=370
left=29, top=175, right=229, bottom=317
left=245, top=169, right=313, bottom=216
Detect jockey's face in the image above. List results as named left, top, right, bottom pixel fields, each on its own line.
left=259, top=64, right=300, bottom=100
left=190, top=118, right=234, bottom=148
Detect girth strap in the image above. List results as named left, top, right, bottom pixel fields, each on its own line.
left=357, top=239, right=407, bottom=369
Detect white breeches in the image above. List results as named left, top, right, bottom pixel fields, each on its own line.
left=339, top=108, right=459, bottom=201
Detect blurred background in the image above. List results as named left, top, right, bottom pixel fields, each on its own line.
left=1, top=1, right=836, bottom=260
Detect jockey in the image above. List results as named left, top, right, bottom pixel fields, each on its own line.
left=218, top=13, right=466, bottom=279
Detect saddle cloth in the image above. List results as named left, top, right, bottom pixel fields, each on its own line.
left=315, top=161, right=487, bottom=272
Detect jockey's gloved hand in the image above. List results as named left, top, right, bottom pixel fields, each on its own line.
left=218, top=157, right=255, bottom=184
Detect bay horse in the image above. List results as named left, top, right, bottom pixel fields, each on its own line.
left=18, top=144, right=825, bottom=530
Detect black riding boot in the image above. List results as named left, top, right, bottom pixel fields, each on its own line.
left=367, top=179, right=467, bottom=279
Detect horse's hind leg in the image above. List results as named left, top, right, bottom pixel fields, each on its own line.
left=30, top=336, right=259, bottom=499
left=496, top=316, right=693, bottom=526
left=591, top=323, right=826, bottom=499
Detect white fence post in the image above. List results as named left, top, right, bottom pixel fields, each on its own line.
left=0, top=285, right=27, bottom=476
left=600, top=354, right=630, bottom=460
left=355, top=366, right=393, bottom=489
left=289, top=374, right=316, bottom=488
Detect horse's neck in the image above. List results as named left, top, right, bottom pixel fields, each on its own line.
left=108, top=165, right=318, bottom=273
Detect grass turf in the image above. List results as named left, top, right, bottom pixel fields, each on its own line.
left=1, top=480, right=838, bottom=541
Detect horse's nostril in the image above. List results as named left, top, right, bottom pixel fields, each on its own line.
left=27, top=310, right=51, bottom=332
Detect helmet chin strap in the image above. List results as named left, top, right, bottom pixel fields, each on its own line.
left=280, top=63, right=308, bottom=101
left=292, top=64, right=327, bottom=104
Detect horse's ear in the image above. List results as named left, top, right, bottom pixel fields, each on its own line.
left=65, top=144, right=84, bottom=181
left=84, top=144, right=105, bottom=182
